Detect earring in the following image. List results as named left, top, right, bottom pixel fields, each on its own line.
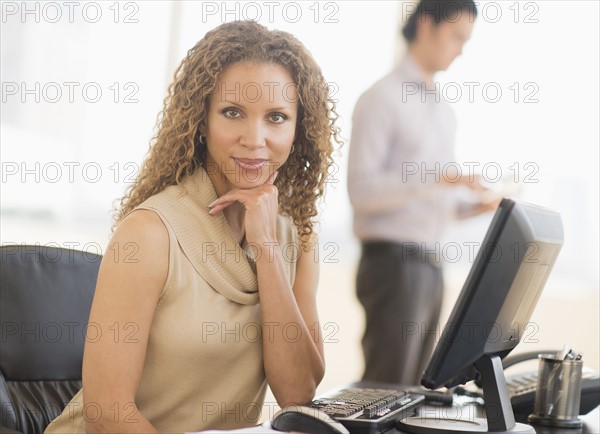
left=197, top=133, right=207, bottom=166
left=291, top=144, right=295, bottom=154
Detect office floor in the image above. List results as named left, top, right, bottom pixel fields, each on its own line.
left=321, top=256, right=599, bottom=379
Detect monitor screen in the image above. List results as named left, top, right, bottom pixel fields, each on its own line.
left=399, top=198, right=564, bottom=433
left=422, top=198, right=564, bottom=390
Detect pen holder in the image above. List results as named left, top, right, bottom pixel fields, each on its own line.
left=528, top=354, right=583, bottom=428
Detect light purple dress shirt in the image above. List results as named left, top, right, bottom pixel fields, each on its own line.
left=348, top=54, right=470, bottom=248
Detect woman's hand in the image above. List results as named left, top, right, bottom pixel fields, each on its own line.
left=208, top=171, right=279, bottom=244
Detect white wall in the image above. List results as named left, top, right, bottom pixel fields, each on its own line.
left=438, top=0, right=600, bottom=295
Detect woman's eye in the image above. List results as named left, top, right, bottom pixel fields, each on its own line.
left=223, top=108, right=240, bottom=118
left=270, top=113, right=287, bottom=123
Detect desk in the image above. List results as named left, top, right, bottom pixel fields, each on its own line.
left=348, top=381, right=600, bottom=434
left=392, top=404, right=600, bottom=434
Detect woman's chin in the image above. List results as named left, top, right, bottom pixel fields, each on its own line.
left=228, top=175, right=268, bottom=189
left=230, top=167, right=273, bottom=188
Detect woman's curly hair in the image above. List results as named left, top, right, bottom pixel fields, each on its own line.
left=111, top=20, right=341, bottom=244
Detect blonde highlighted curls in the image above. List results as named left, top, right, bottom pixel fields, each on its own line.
left=111, top=20, right=341, bottom=244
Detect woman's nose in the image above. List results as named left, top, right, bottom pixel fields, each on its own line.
left=240, top=120, right=266, bottom=150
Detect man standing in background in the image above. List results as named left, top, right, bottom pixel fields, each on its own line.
left=348, top=0, right=499, bottom=385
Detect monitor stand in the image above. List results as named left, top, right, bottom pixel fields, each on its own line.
left=397, top=355, right=535, bottom=433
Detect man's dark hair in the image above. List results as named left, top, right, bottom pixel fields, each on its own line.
left=402, top=0, right=478, bottom=43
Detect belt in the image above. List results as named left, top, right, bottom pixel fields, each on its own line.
left=361, top=241, right=443, bottom=268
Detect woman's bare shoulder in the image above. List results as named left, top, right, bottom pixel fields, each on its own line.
left=103, top=209, right=170, bottom=287
left=116, top=209, right=169, bottom=245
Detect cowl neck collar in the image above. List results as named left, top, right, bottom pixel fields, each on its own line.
left=140, top=166, right=260, bottom=305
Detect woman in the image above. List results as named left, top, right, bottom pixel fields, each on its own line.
left=45, top=20, right=340, bottom=434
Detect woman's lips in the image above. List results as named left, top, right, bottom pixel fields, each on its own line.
left=233, top=158, right=267, bottom=170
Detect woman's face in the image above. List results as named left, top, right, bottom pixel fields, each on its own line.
left=204, top=61, right=298, bottom=192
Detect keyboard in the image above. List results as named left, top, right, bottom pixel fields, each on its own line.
left=309, top=386, right=425, bottom=434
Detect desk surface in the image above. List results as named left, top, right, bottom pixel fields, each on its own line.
left=392, top=404, right=600, bottom=434
left=347, top=381, right=600, bottom=434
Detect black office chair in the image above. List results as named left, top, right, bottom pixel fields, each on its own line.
left=0, top=244, right=101, bottom=434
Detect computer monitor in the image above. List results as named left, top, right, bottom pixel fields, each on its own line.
left=398, top=198, right=564, bottom=434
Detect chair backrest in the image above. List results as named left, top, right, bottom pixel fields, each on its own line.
left=0, top=244, right=101, bottom=434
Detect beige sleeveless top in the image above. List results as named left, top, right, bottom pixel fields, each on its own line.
left=45, top=166, right=298, bottom=434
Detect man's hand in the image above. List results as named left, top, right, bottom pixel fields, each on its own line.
left=474, top=195, right=502, bottom=214
left=442, top=173, right=486, bottom=191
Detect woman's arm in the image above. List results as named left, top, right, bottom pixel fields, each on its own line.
left=209, top=174, right=325, bottom=408
left=82, top=210, right=168, bottom=433
left=255, top=233, right=325, bottom=407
